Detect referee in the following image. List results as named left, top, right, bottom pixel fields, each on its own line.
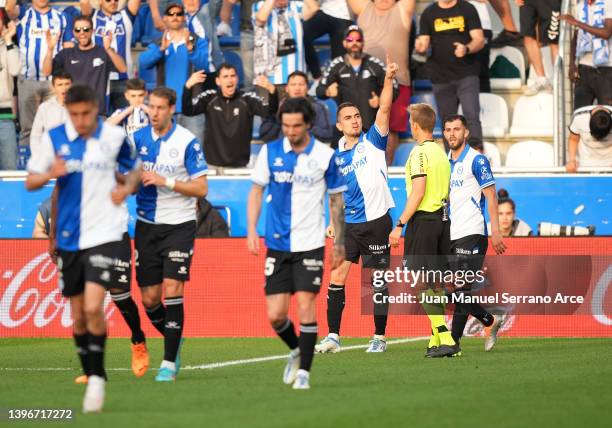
left=389, top=103, right=458, bottom=358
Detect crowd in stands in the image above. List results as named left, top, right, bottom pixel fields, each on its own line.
left=0, top=0, right=610, bottom=172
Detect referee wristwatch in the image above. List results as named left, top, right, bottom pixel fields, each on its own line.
left=395, top=219, right=406, bottom=229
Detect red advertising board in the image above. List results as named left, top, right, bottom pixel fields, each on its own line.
left=1, top=238, right=611, bottom=338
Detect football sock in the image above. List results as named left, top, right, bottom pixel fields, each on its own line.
left=451, top=304, right=470, bottom=343
left=274, top=318, right=299, bottom=350
left=299, top=322, right=318, bottom=372
left=428, top=328, right=440, bottom=348
left=88, top=332, right=107, bottom=378
left=327, top=285, right=345, bottom=335
left=73, top=332, right=89, bottom=376
left=145, top=303, right=166, bottom=335
left=373, top=286, right=389, bottom=336
left=111, top=291, right=145, bottom=344
left=163, top=297, right=184, bottom=363
left=470, top=303, right=494, bottom=327
left=421, top=289, right=455, bottom=346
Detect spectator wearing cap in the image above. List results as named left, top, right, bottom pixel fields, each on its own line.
left=348, top=0, right=415, bottom=165
left=561, top=1, right=612, bottom=109
left=302, top=0, right=353, bottom=80
left=252, top=0, right=317, bottom=87
left=566, top=105, right=612, bottom=171
left=260, top=71, right=334, bottom=143
left=0, top=11, right=19, bottom=170
left=5, top=0, right=71, bottom=150
left=139, top=2, right=213, bottom=142
left=43, top=14, right=127, bottom=115
left=317, top=25, right=397, bottom=147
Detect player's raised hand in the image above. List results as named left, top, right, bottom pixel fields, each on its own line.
left=110, top=184, right=130, bottom=205
left=326, top=82, right=339, bottom=98
left=186, top=70, right=207, bottom=89
left=385, top=54, right=398, bottom=80
left=368, top=91, right=380, bottom=109
left=141, top=170, right=165, bottom=187
left=49, top=156, right=67, bottom=178
left=247, top=230, right=260, bottom=255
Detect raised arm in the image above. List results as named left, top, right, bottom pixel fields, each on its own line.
left=399, top=0, right=416, bottom=29
left=374, top=55, right=398, bottom=136
left=42, top=30, right=60, bottom=77
left=303, top=0, right=318, bottom=21
left=147, top=0, right=166, bottom=31
left=5, top=0, right=19, bottom=20
left=80, top=0, right=93, bottom=17
left=103, top=32, right=128, bottom=73
left=347, top=0, right=368, bottom=16
left=127, top=0, right=141, bottom=17
left=255, top=0, right=275, bottom=27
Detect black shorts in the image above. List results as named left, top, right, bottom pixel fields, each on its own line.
left=403, top=209, right=450, bottom=272
left=135, top=220, right=196, bottom=287
left=57, top=234, right=131, bottom=298
left=519, top=0, right=561, bottom=44
left=450, top=234, right=488, bottom=273
left=345, top=213, right=392, bottom=268
left=264, top=247, right=324, bottom=295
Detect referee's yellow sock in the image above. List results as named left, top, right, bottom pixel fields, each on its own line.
left=428, top=328, right=440, bottom=348
left=429, top=316, right=455, bottom=346
left=421, top=289, right=455, bottom=347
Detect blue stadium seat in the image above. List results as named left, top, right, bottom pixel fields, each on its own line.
left=314, top=34, right=330, bottom=46
left=408, top=92, right=442, bottom=138
left=391, top=143, right=415, bottom=167
left=316, top=48, right=332, bottom=71
left=322, top=98, right=337, bottom=124
left=413, top=79, right=432, bottom=91
left=223, top=50, right=245, bottom=87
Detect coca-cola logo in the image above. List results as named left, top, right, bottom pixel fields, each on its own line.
left=1, top=253, right=116, bottom=329
left=591, top=265, right=612, bottom=326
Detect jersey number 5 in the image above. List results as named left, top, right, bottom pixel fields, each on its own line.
left=264, top=257, right=276, bottom=276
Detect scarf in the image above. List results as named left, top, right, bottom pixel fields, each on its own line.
left=253, top=7, right=295, bottom=77
left=576, top=0, right=610, bottom=67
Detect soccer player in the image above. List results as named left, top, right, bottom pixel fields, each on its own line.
left=247, top=97, right=347, bottom=390
left=444, top=114, right=506, bottom=352
left=106, top=78, right=150, bottom=141
left=389, top=103, right=457, bottom=358
left=25, top=84, right=141, bottom=412
left=132, top=87, right=208, bottom=382
left=315, top=55, right=399, bottom=354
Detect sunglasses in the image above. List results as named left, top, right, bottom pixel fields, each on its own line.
left=104, top=0, right=119, bottom=3
left=345, top=37, right=362, bottom=43
left=74, top=27, right=92, bottom=33
left=166, top=11, right=185, bottom=17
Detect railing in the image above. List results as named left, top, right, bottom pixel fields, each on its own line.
left=553, top=0, right=574, bottom=167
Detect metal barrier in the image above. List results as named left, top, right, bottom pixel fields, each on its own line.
left=553, top=0, right=573, bottom=167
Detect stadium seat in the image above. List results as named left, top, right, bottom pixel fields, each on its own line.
left=413, top=79, right=432, bottom=91
left=392, top=143, right=415, bottom=167
left=505, top=140, right=554, bottom=167
left=489, top=46, right=525, bottom=90
left=314, top=34, right=330, bottom=47
left=458, top=93, right=509, bottom=138
left=223, top=50, right=245, bottom=87
left=483, top=142, right=502, bottom=168
left=407, top=93, right=442, bottom=138
left=323, top=98, right=337, bottom=125
left=252, top=115, right=262, bottom=139
left=316, top=48, right=332, bottom=71
left=509, top=93, right=554, bottom=137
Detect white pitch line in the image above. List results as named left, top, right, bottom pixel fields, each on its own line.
left=0, top=337, right=428, bottom=372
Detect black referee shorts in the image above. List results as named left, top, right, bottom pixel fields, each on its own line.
left=345, top=213, right=392, bottom=268
left=403, top=209, right=450, bottom=272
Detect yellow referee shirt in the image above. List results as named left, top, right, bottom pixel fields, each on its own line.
left=405, top=140, right=450, bottom=212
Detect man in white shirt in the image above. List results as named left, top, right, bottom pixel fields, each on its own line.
left=566, top=105, right=612, bottom=170
left=30, top=70, right=71, bottom=157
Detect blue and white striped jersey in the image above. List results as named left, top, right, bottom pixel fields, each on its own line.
left=17, top=7, right=70, bottom=81
left=187, top=12, right=215, bottom=72
left=336, top=125, right=395, bottom=223
left=109, top=106, right=149, bottom=140
left=133, top=121, right=208, bottom=225
left=27, top=119, right=137, bottom=251
left=251, top=136, right=347, bottom=253
left=252, top=0, right=305, bottom=84
left=449, top=145, right=495, bottom=241
left=92, top=8, right=135, bottom=80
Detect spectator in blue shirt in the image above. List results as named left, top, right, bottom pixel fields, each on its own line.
left=139, top=2, right=212, bottom=142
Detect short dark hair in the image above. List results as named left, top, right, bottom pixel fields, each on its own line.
left=336, top=102, right=359, bottom=122
left=65, top=84, right=98, bottom=106
left=409, top=103, right=436, bottom=133
left=51, top=70, right=72, bottom=84
left=589, top=109, right=612, bottom=141
left=217, top=63, right=237, bottom=74
left=287, top=71, right=308, bottom=85
left=150, top=87, right=177, bottom=106
left=125, top=78, right=146, bottom=92
left=443, top=114, right=467, bottom=128
left=279, top=97, right=315, bottom=125
left=73, top=14, right=93, bottom=29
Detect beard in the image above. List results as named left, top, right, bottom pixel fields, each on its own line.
left=348, top=50, right=363, bottom=60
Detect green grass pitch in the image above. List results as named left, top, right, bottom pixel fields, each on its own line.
left=1, top=337, right=611, bottom=428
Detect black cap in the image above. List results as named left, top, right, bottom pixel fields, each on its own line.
left=343, top=25, right=364, bottom=39
left=164, top=3, right=184, bottom=14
